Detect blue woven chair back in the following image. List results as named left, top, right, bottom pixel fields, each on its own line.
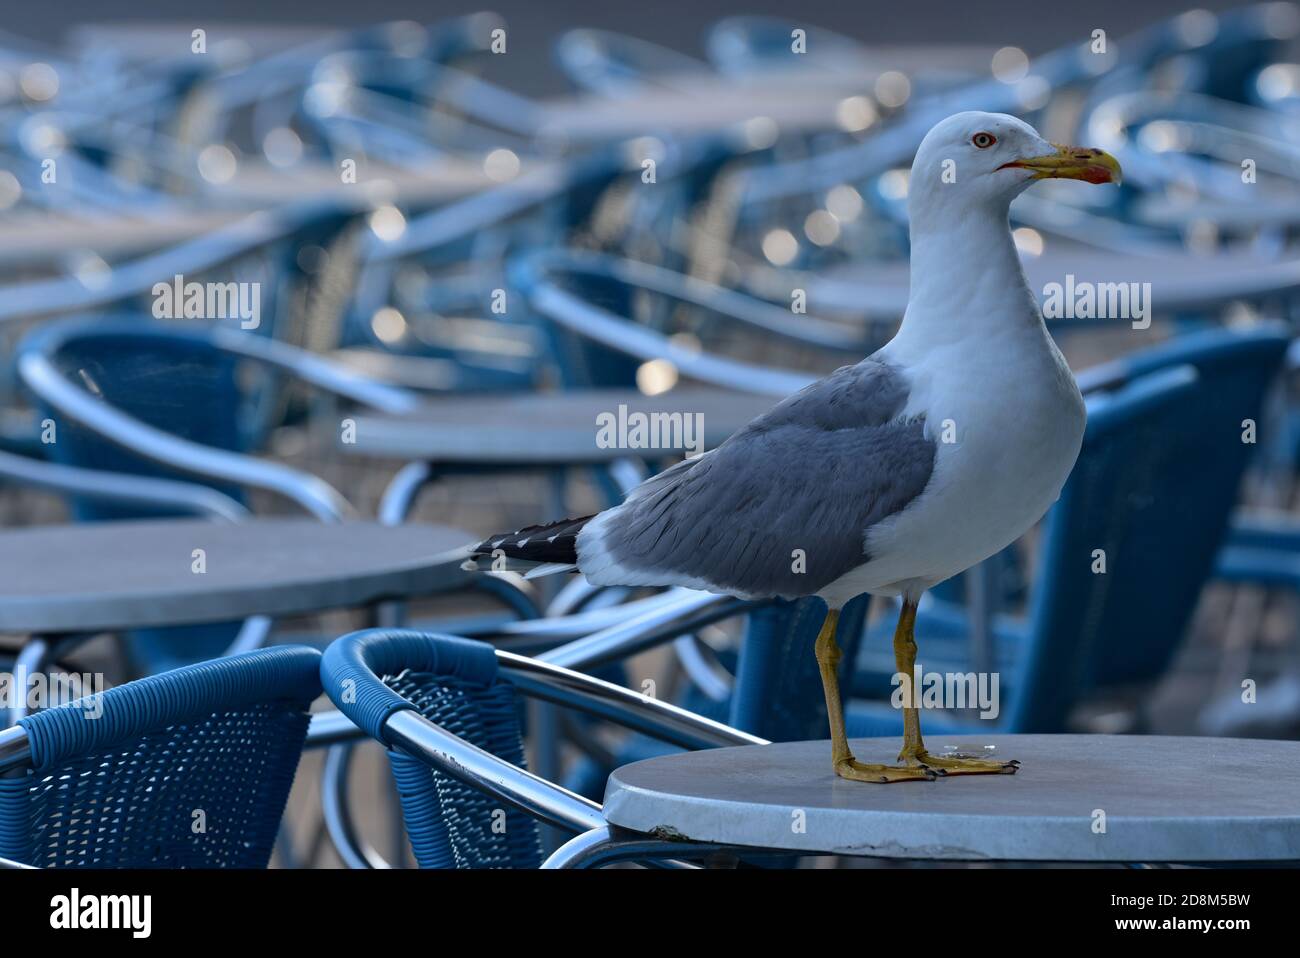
left=321, top=630, right=543, bottom=868
left=26, top=319, right=253, bottom=521
left=384, top=666, right=543, bottom=868
left=1008, top=351, right=1276, bottom=730
left=0, top=646, right=321, bottom=868
left=20, top=318, right=283, bottom=670
left=1066, top=327, right=1289, bottom=686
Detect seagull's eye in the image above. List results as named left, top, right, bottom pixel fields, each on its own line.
left=971, top=132, right=997, bottom=149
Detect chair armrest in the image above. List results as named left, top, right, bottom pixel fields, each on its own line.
left=538, top=589, right=756, bottom=671
left=0, top=449, right=249, bottom=521
left=1226, top=511, right=1300, bottom=551
left=1214, top=512, right=1300, bottom=588
left=462, top=588, right=707, bottom=644
left=384, top=708, right=607, bottom=834
left=18, top=346, right=353, bottom=520
left=207, top=326, right=418, bottom=414
left=498, top=649, right=766, bottom=750
left=513, top=251, right=817, bottom=397
left=534, top=250, right=868, bottom=352
left=369, top=649, right=766, bottom=834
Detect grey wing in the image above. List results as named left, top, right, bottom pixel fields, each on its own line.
left=587, top=359, right=937, bottom=599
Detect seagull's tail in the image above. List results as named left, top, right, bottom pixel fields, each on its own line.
left=461, top=515, right=593, bottom=578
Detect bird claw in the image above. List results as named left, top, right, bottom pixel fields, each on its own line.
left=834, top=757, right=939, bottom=783
left=906, top=750, right=1020, bottom=775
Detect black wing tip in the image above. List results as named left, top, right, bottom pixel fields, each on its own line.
left=468, top=514, right=595, bottom=565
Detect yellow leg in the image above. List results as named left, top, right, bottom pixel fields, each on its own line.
left=893, top=599, right=1019, bottom=776
left=813, top=607, right=935, bottom=783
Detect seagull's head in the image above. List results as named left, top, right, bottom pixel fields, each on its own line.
left=908, top=111, right=1121, bottom=225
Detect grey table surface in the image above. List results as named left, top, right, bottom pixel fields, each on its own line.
left=0, top=518, right=473, bottom=634
left=603, top=735, right=1300, bottom=862
left=341, top=386, right=779, bottom=463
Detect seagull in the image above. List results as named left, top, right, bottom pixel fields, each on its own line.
left=467, top=112, right=1120, bottom=782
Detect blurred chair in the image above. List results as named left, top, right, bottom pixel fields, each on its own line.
left=511, top=247, right=858, bottom=395
left=14, top=316, right=407, bottom=672
left=0, top=646, right=321, bottom=868
left=318, top=627, right=763, bottom=868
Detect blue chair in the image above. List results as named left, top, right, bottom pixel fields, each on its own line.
left=12, top=316, right=410, bottom=672
left=0, top=646, right=321, bottom=868
left=845, top=363, right=1240, bottom=738
left=319, top=628, right=763, bottom=868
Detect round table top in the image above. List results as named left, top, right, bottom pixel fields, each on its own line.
left=0, top=519, right=473, bottom=635
left=341, top=386, right=778, bottom=464
left=603, top=735, right=1300, bottom=862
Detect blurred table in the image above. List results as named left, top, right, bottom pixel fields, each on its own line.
left=340, top=386, right=778, bottom=465
left=783, top=245, right=1300, bottom=323
left=0, top=518, right=471, bottom=634
left=603, top=735, right=1300, bottom=862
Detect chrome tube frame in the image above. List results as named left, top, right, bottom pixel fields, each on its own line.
left=672, top=633, right=733, bottom=702
left=383, top=708, right=607, bottom=835
left=534, top=250, right=865, bottom=352
left=0, top=725, right=30, bottom=774
left=0, top=450, right=250, bottom=522
left=377, top=461, right=435, bottom=524
left=19, top=348, right=350, bottom=520
left=321, top=743, right=391, bottom=870
left=520, top=258, right=816, bottom=397
left=497, top=649, right=766, bottom=751
left=542, top=826, right=736, bottom=869
left=538, top=589, right=755, bottom=671
left=461, top=588, right=705, bottom=645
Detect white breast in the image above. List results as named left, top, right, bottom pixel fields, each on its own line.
left=817, top=317, right=1085, bottom=608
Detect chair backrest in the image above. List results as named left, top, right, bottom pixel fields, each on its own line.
left=0, top=646, right=321, bottom=868
left=1007, top=323, right=1288, bottom=729
left=321, top=630, right=542, bottom=868
left=1064, top=325, right=1289, bottom=687
left=730, top=594, right=869, bottom=741
left=22, top=318, right=256, bottom=521
left=1007, top=368, right=1199, bottom=730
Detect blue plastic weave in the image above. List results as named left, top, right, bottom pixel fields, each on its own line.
left=0, top=646, right=321, bottom=868
left=321, top=629, right=543, bottom=869
left=385, top=668, right=543, bottom=869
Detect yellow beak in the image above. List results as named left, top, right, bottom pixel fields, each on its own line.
left=999, top=144, right=1122, bottom=185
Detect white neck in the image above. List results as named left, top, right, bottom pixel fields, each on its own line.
left=890, top=199, right=1044, bottom=358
